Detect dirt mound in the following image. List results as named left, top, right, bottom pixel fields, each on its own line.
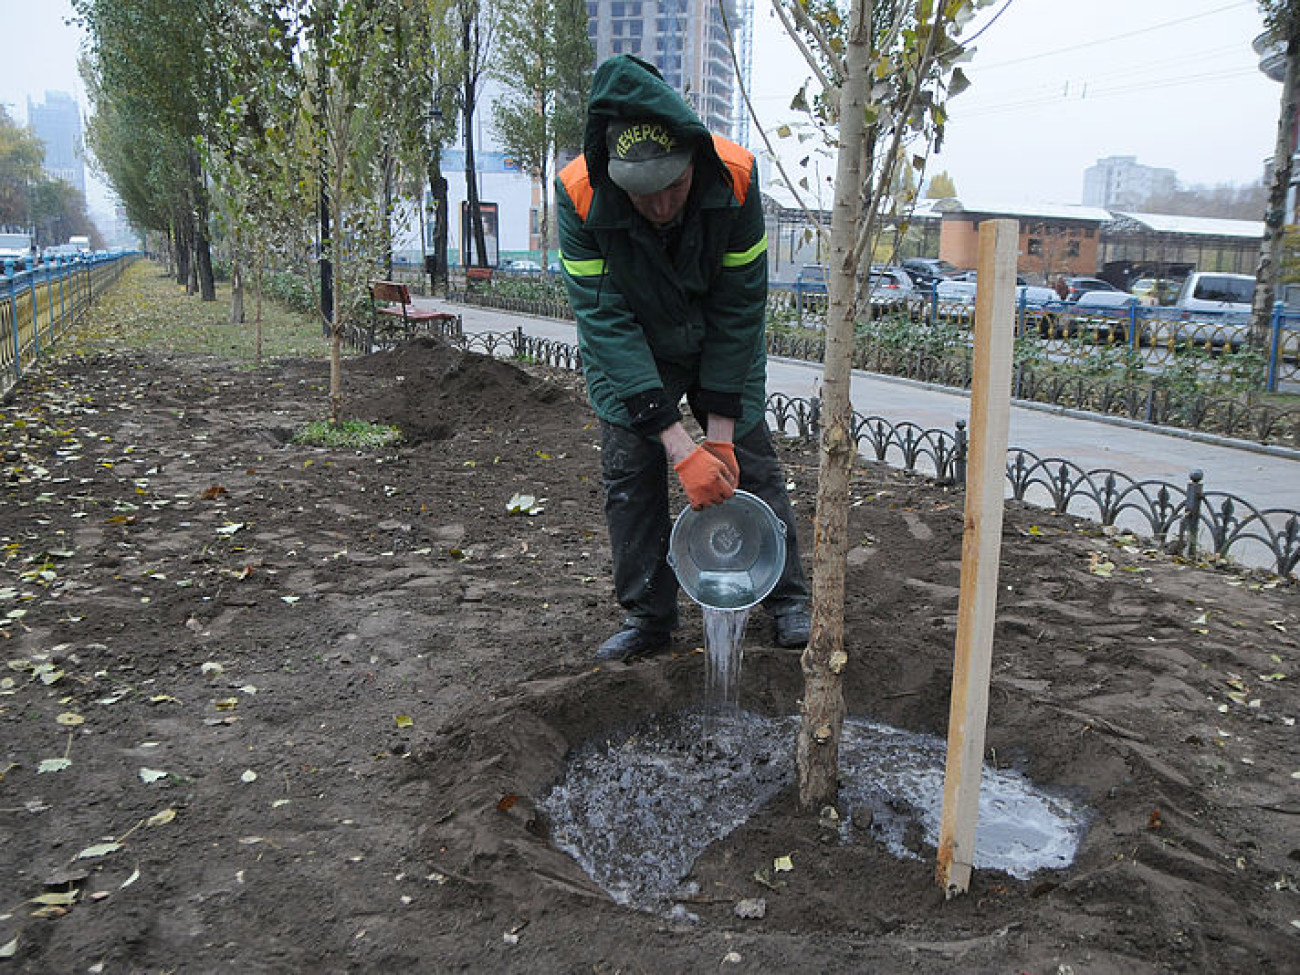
left=0, top=341, right=1296, bottom=973
left=349, top=336, right=579, bottom=441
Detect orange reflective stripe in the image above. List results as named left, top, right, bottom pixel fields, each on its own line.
left=711, top=134, right=753, bottom=205
left=561, top=136, right=754, bottom=215
left=559, top=156, right=595, bottom=220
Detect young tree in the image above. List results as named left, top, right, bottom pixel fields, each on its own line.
left=1253, top=0, right=1300, bottom=348
left=762, top=0, right=990, bottom=810
left=300, top=0, right=389, bottom=421
left=204, top=1, right=311, bottom=344
left=384, top=0, right=461, bottom=294
left=456, top=0, right=497, bottom=268
left=489, top=0, right=592, bottom=269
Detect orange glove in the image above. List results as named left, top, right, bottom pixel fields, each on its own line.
left=674, top=445, right=736, bottom=510
left=703, top=440, right=739, bottom=485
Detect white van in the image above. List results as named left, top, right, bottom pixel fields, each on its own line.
left=1173, top=272, right=1255, bottom=347
left=1174, top=272, right=1255, bottom=318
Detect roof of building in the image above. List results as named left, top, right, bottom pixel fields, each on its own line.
left=936, top=199, right=1113, bottom=223
left=1111, top=211, right=1264, bottom=239
left=757, top=183, right=1264, bottom=240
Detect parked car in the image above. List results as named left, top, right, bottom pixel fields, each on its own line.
left=0, top=232, right=34, bottom=270
left=1171, top=271, right=1255, bottom=349
left=1128, top=278, right=1179, bottom=306
left=901, top=257, right=958, bottom=292
left=1061, top=276, right=1121, bottom=302
left=1174, top=272, right=1254, bottom=317
left=935, top=279, right=977, bottom=304
left=501, top=258, right=542, bottom=272
left=867, top=265, right=916, bottom=314
left=929, top=278, right=977, bottom=325
left=947, top=269, right=1028, bottom=286
left=1070, top=290, right=1143, bottom=344
left=1017, top=284, right=1059, bottom=308
left=794, top=263, right=828, bottom=292
left=1279, top=282, right=1300, bottom=313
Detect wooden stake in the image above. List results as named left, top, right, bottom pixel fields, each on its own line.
left=935, top=219, right=1019, bottom=898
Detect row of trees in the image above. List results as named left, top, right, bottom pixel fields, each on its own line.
left=73, top=0, right=592, bottom=417
left=0, top=107, right=100, bottom=249
left=72, top=0, right=1001, bottom=830
left=74, top=0, right=1296, bottom=855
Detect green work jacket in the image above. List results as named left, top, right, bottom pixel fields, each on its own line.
left=555, top=55, right=770, bottom=437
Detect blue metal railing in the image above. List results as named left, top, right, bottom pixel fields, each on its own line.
left=1, top=252, right=137, bottom=396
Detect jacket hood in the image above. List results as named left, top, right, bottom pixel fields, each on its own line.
left=583, top=55, right=719, bottom=189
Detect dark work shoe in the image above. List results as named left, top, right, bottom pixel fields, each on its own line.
left=773, top=608, right=811, bottom=649
left=595, top=626, right=672, bottom=662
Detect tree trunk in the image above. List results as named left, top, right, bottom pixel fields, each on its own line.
left=382, top=138, right=394, bottom=280
left=329, top=170, right=345, bottom=426
left=461, top=17, right=488, bottom=267
left=429, top=149, right=450, bottom=295
left=254, top=244, right=264, bottom=368
left=539, top=153, right=551, bottom=271
left=188, top=147, right=216, bottom=302
left=317, top=30, right=334, bottom=337
left=229, top=224, right=245, bottom=324
left=231, top=257, right=245, bottom=324
left=1251, top=31, right=1300, bottom=350
left=174, top=216, right=191, bottom=289
left=319, top=179, right=334, bottom=338
left=795, top=0, right=871, bottom=811
left=463, top=92, right=488, bottom=266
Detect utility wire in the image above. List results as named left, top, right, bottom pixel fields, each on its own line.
left=972, top=0, right=1255, bottom=71
left=960, top=66, right=1259, bottom=118
left=967, top=42, right=1248, bottom=102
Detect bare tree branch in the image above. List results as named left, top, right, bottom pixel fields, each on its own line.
left=768, top=0, right=840, bottom=91
left=716, top=0, right=831, bottom=254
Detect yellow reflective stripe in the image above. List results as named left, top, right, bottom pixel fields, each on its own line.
left=722, top=234, right=767, bottom=268
left=562, top=254, right=606, bottom=277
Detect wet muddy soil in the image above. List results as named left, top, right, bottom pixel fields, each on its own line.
left=1, top=336, right=1297, bottom=973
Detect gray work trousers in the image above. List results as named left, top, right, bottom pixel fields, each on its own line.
left=599, top=418, right=810, bottom=633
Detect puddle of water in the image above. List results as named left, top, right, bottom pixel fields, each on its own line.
left=538, top=709, right=1090, bottom=914
left=837, top=720, right=1088, bottom=878
left=539, top=708, right=790, bottom=915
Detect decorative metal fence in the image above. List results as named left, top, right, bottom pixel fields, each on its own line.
left=386, top=321, right=1297, bottom=578
left=441, top=282, right=1300, bottom=450
left=1, top=254, right=137, bottom=397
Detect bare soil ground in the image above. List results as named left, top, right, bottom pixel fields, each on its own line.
left=2, top=332, right=1298, bottom=974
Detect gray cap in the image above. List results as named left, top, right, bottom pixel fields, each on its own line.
left=606, top=119, right=692, bottom=195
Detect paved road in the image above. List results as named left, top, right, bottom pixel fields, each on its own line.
left=419, top=298, right=1299, bottom=523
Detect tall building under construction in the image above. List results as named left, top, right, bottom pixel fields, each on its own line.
left=584, top=0, right=753, bottom=144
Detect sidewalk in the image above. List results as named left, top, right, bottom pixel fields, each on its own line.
left=422, top=297, right=1299, bottom=517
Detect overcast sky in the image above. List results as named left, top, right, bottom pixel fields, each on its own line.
left=749, top=0, right=1279, bottom=206
left=0, top=0, right=1282, bottom=214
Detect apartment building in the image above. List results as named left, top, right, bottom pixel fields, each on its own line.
left=27, top=91, right=85, bottom=195
left=585, top=0, right=751, bottom=142
left=1081, top=155, right=1176, bottom=211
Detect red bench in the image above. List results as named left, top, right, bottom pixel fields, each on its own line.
left=367, top=280, right=460, bottom=345
left=465, top=266, right=493, bottom=289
